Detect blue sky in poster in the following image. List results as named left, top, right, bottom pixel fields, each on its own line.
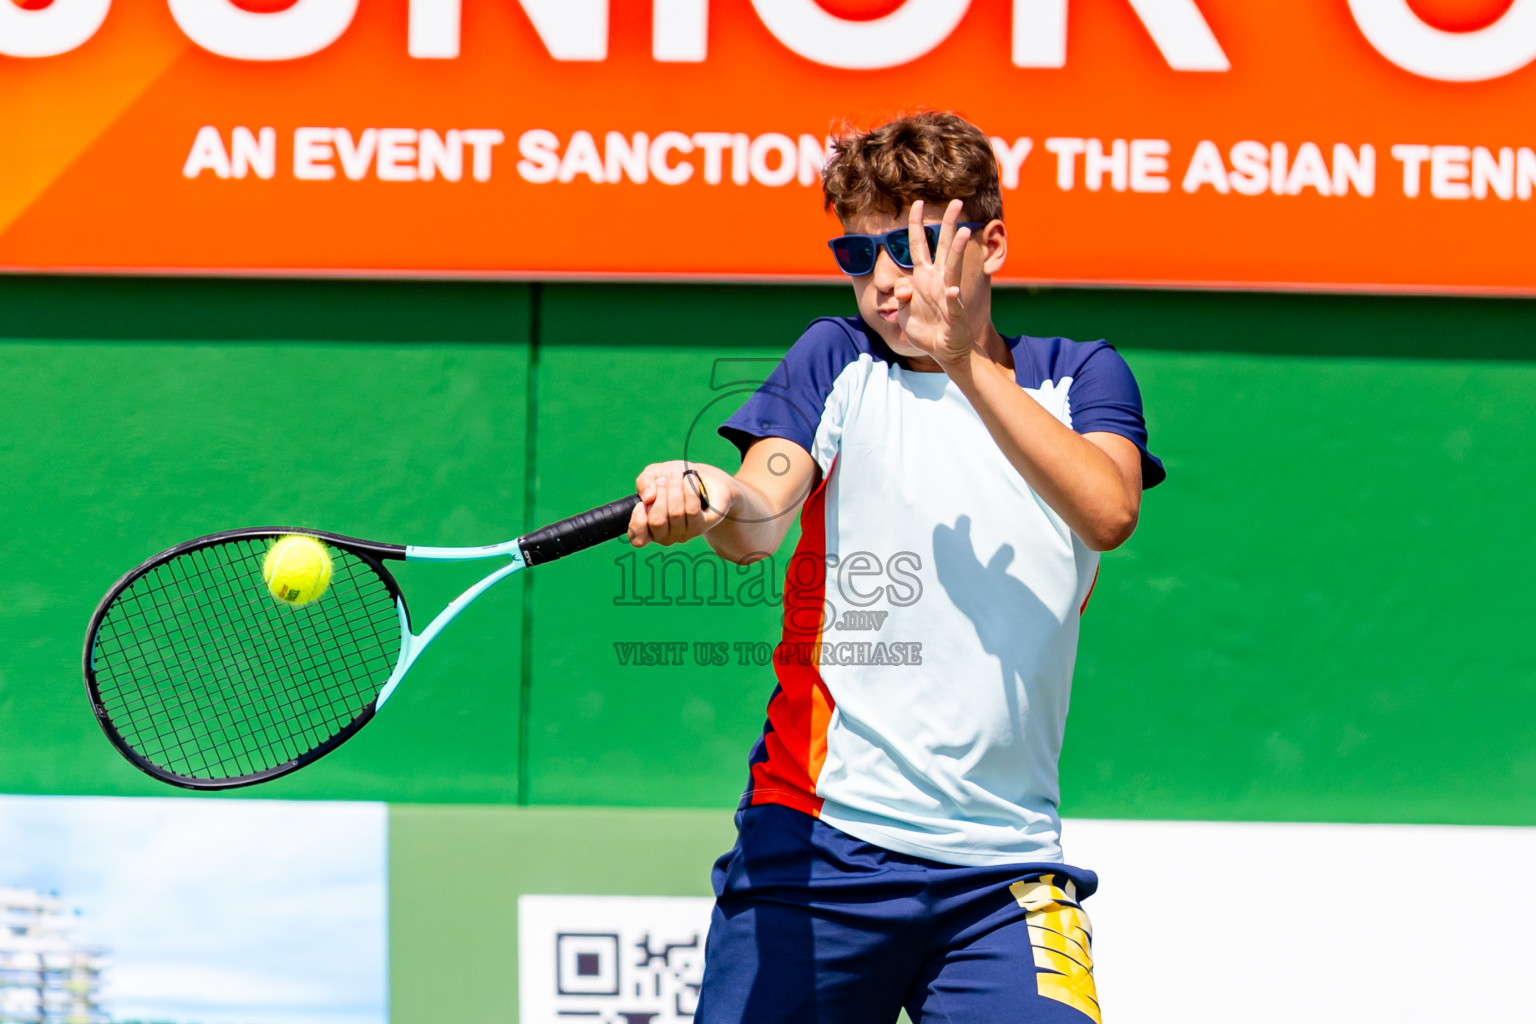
left=0, top=794, right=385, bottom=1024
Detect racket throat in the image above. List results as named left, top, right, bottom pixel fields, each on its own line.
left=375, top=550, right=528, bottom=711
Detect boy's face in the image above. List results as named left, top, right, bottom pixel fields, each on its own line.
left=840, top=205, right=1006, bottom=367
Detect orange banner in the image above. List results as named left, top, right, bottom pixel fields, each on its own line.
left=1, top=0, right=1535, bottom=291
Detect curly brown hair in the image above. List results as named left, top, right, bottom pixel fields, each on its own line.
left=821, top=111, right=1002, bottom=225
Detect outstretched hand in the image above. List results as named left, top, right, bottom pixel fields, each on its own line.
left=894, top=198, right=977, bottom=368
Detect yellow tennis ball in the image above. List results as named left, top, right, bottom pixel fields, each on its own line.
left=262, top=535, right=333, bottom=606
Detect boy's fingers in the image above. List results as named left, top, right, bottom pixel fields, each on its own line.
left=666, top=471, right=690, bottom=535
left=636, top=463, right=671, bottom=503
left=907, top=200, right=929, bottom=268
left=933, top=200, right=962, bottom=273
left=651, top=472, right=683, bottom=546
left=681, top=468, right=704, bottom=526
left=627, top=502, right=651, bottom=547
left=647, top=475, right=673, bottom=543
left=631, top=460, right=728, bottom=544
left=944, top=226, right=972, bottom=287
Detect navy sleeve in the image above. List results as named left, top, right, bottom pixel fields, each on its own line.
left=1067, top=344, right=1166, bottom=489
left=719, top=318, right=864, bottom=465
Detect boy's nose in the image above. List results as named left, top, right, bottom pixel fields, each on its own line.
left=870, top=247, right=906, bottom=291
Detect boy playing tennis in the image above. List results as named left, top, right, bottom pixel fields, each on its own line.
left=628, top=111, right=1163, bottom=1024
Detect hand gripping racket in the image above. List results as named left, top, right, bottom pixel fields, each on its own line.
left=83, top=479, right=706, bottom=791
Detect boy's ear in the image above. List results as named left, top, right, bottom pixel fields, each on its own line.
left=980, top=220, right=1008, bottom=276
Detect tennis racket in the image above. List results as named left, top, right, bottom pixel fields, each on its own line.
left=82, top=480, right=706, bottom=791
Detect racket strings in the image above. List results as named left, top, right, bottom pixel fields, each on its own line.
left=103, top=546, right=395, bottom=778
left=90, top=538, right=401, bottom=782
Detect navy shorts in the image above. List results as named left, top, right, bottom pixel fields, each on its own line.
left=696, top=804, right=1102, bottom=1024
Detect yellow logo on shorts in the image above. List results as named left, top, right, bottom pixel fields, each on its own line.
left=1011, top=875, right=1101, bottom=1023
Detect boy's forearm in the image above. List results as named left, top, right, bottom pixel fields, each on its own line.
left=945, top=349, right=1140, bottom=550
left=705, top=476, right=792, bottom=564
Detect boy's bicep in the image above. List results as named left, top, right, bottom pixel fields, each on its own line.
left=1083, top=431, right=1144, bottom=498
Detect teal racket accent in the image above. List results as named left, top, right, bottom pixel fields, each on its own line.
left=374, top=539, right=527, bottom=711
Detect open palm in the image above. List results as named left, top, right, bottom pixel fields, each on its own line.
left=895, top=198, right=976, bottom=366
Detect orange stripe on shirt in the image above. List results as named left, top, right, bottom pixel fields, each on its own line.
left=749, top=464, right=835, bottom=815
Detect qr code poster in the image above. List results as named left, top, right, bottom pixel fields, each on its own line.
left=518, top=894, right=714, bottom=1024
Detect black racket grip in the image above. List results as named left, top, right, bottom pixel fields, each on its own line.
left=519, top=473, right=712, bottom=567
left=519, top=495, right=640, bottom=566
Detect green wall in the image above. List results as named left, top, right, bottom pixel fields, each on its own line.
left=2, top=277, right=1534, bottom=825
left=0, top=282, right=533, bottom=803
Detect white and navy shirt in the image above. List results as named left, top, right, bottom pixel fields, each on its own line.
left=720, top=316, right=1164, bottom=867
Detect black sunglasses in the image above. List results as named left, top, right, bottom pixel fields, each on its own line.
left=828, top=222, right=988, bottom=276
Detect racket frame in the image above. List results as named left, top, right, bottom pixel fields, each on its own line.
left=82, top=527, right=531, bottom=791
left=83, top=527, right=407, bottom=789
left=83, top=490, right=653, bottom=791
